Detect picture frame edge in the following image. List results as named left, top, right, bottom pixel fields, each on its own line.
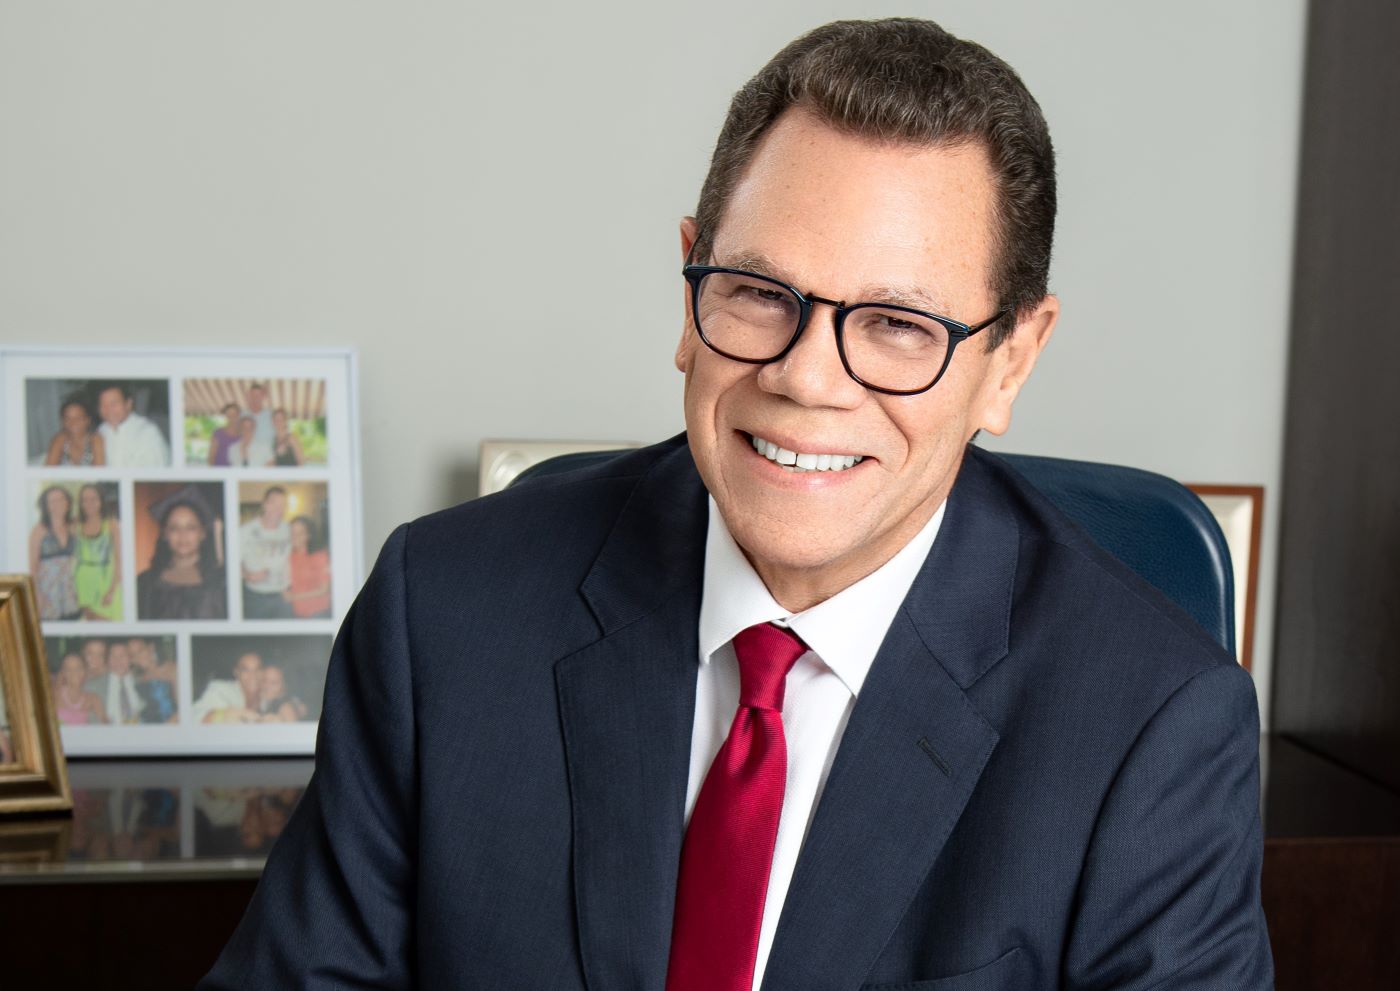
left=0, top=574, right=73, bottom=816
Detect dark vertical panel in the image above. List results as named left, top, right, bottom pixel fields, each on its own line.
left=1273, top=0, right=1400, bottom=790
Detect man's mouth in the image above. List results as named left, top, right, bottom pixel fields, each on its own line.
left=747, top=433, right=866, bottom=473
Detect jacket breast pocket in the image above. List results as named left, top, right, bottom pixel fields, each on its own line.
left=860, top=946, right=1027, bottom=990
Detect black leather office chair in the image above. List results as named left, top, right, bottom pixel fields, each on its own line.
left=512, top=448, right=1236, bottom=656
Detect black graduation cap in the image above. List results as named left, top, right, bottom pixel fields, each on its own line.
left=146, top=484, right=218, bottom=525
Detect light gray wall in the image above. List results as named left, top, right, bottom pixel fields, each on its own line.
left=0, top=0, right=1305, bottom=724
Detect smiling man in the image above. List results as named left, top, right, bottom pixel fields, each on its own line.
left=95, top=382, right=170, bottom=467
left=677, top=115, right=1051, bottom=613
left=203, top=18, right=1271, bottom=991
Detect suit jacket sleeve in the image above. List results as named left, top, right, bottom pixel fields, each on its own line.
left=1064, top=662, right=1274, bottom=990
left=200, top=524, right=418, bottom=989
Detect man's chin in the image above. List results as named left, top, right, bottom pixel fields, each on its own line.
left=725, top=515, right=869, bottom=584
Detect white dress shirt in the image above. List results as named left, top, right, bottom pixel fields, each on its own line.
left=240, top=518, right=291, bottom=593
left=233, top=437, right=275, bottom=467
left=87, top=672, right=144, bottom=724
left=99, top=410, right=171, bottom=467
left=247, top=406, right=275, bottom=447
left=688, top=496, right=945, bottom=991
left=191, top=678, right=251, bottom=723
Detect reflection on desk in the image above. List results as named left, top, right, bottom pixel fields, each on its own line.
left=0, top=758, right=312, bottom=883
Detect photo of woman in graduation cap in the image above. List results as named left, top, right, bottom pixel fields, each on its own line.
left=135, top=482, right=227, bottom=620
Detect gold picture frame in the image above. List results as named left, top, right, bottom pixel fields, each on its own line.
left=0, top=575, right=73, bottom=815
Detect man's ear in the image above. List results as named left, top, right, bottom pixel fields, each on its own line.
left=675, top=217, right=702, bottom=373
left=680, top=216, right=699, bottom=260
left=976, top=295, right=1059, bottom=437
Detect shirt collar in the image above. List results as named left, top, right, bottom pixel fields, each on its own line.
left=699, top=495, right=945, bottom=698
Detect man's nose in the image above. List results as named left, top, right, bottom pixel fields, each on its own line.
left=755, top=304, right=867, bottom=409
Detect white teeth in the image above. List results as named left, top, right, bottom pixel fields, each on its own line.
left=748, top=434, right=865, bottom=473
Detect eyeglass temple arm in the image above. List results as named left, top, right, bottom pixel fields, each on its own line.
left=966, top=309, right=1011, bottom=336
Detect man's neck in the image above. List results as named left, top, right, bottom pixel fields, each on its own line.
left=743, top=497, right=949, bottom=613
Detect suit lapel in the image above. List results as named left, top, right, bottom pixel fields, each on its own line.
left=555, top=440, right=708, bottom=991
left=761, top=448, right=1020, bottom=991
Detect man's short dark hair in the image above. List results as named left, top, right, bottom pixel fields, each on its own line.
left=97, top=381, right=132, bottom=402
left=694, top=17, right=1055, bottom=347
left=263, top=486, right=287, bottom=501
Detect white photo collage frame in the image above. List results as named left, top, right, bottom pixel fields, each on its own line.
left=1, top=348, right=362, bottom=756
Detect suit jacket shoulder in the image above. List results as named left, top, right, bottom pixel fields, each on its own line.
left=962, top=443, right=1239, bottom=698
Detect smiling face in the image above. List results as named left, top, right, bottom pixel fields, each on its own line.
left=61, top=402, right=91, bottom=437
left=126, top=639, right=151, bottom=672
left=81, top=639, right=107, bottom=677
left=60, top=653, right=88, bottom=689
left=261, top=491, right=287, bottom=527
left=80, top=485, right=103, bottom=523
left=234, top=653, right=263, bottom=702
left=106, top=643, right=131, bottom=676
left=97, top=387, right=132, bottom=428
left=163, top=505, right=206, bottom=560
left=43, top=487, right=71, bottom=528
left=677, top=109, right=1057, bottom=607
left=260, top=665, right=286, bottom=701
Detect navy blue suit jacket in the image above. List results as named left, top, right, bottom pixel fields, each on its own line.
left=201, top=435, right=1272, bottom=989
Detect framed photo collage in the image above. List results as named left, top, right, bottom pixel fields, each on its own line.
left=1, top=348, right=362, bottom=756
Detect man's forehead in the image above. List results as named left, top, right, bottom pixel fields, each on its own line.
left=709, top=108, right=998, bottom=305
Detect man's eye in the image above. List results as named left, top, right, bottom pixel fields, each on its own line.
left=874, top=314, right=933, bottom=336
left=734, top=284, right=788, bottom=304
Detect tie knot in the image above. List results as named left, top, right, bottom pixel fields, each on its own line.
left=732, top=622, right=806, bottom=711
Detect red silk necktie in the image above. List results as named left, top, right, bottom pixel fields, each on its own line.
left=666, top=622, right=807, bottom=991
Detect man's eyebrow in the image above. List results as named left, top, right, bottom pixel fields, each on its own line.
left=860, top=284, right=955, bottom=316
left=715, top=250, right=955, bottom=316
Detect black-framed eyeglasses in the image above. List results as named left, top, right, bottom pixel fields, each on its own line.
left=682, top=264, right=1007, bottom=396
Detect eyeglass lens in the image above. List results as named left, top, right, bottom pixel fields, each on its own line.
left=694, top=270, right=953, bottom=393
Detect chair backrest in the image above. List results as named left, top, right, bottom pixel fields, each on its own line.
left=997, top=453, right=1234, bottom=653
left=512, top=448, right=1236, bottom=655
